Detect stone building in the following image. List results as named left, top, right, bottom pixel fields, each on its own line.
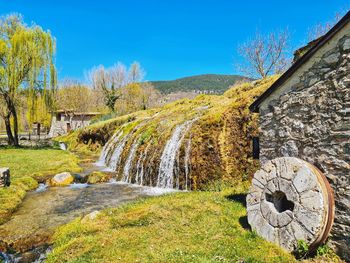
left=250, top=11, right=350, bottom=259
left=49, top=110, right=101, bottom=137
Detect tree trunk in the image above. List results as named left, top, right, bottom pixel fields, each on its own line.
left=11, top=105, right=19, bottom=146
left=4, top=113, right=15, bottom=146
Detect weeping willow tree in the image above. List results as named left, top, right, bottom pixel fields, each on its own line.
left=0, top=14, right=56, bottom=146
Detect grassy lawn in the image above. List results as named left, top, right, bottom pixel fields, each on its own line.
left=47, top=188, right=295, bottom=263
left=0, top=147, right=82, bottom=224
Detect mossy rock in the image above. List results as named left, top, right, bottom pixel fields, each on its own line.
left=48, top=172, right=74, bottom=187
left=87, top=171, right=112, bottom=184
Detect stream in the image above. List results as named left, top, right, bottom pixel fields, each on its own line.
left=0, top=163, right=175, bottom=263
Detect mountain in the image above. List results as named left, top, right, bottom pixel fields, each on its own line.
left=147, top=74, right=251, bottom=94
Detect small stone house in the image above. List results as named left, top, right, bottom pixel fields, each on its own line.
left=250, top=11, right=350, bottom=259
left=49, top=110, right=101, bottom=137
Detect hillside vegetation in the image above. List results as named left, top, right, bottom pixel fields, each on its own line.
left=149, top=74, right=250, bottom=94
left=59, top=76, right=278, bottom=190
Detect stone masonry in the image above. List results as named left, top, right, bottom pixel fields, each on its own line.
left=258, top=35, right=350, bottom=258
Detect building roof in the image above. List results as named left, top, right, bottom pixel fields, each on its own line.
left=54, top=110, right=102, bottom=116
left=250, top=10, right=350, bottom=113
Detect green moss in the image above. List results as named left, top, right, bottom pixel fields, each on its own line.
left=0, top=147, right=82, bottom=224
left=47, top=188, right=295, bottom=262
left=87, top=171, right=112, bottom=184
left=58, top=77, right=278, bottom=190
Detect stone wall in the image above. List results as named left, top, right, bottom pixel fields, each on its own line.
left=49, top=115, right=94, bottom=137
left=258, top=35, right=350, bottom=259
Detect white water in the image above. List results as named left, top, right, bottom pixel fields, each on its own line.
left=135, top=144, right=151, bottom=185
left=157, top=120, right=196, bottom=188
left=59, top=142, right=67, bottom=151
left=122, top=140, right=139, bottom=183
left=107, top=133, right=131, bottom=171
left=96, top=130, right=123, bottom=166
left=35, top=183, right=48, bottom=193
left=97, top=117, right=197, bottom=189
left=184, top=137, right=192, bottom=190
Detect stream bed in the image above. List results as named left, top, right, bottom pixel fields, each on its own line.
left=0, top=164, right=175, bottom=262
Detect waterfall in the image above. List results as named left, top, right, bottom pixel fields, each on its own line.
left=102, top=121, right=149, bottom=172
left=157, top=120, right=196, bottom=189
left=184, top=137, right=192, bottom=190
left=135, top=144, right=151, bottom=185
left=107, top=133, right=132, bottom=171
left=122, top=140, right=139, bottom=183
left=96, top=131, right=123, bottom=166
left=96, top=116, right=198, bottom=189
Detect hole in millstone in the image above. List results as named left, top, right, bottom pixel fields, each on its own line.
left=265, top=191, right=295, bottom=213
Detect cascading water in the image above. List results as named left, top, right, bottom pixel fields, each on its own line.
left=96, top=131, right=123, bottom=166
left=107, top=133, right=132, bottom=171
left=135, top=144, right=150, bottom=185
left=96, top=116, right=197, bottom=189
left=122, top=140, right=139, bottom=183
left=184, top=137, right=192, bottom=190
left=157, top=119, right=196, bottom=189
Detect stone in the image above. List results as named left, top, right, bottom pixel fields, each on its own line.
left=82, top=210, right=101, bottom=223
left=324, top=52, right=340, bottom=64
left=278, top=226, right=296, bottom=251
left=49, top=172, right=74, bottom=187
left=343, top=38, right=350, bottom=51
left=281, top=141, right=299, bottom=157
left=292, top=166, right=318, bottom=193
left=247, top=157, right=334, bottom=252
left=0, top=168, right=10, bottom=187
left=87, top=171, right=112, bottom=184
left=246, top=191, right=261, bottom=207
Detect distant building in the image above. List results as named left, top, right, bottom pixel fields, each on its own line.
left=49, top=110, right=101, bottom=137
left=250, top=11, right=350, bottom=259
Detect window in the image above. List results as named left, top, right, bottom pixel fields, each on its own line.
left=252, top=137, right=260, bottom=159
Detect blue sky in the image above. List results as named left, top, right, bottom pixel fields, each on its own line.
left=0, top=1, right=349, bottom=81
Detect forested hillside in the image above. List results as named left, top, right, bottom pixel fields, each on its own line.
left=148, top=74, right=250, bottom=94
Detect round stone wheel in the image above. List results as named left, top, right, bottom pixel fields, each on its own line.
left=246, top=157, right=334, bottom=252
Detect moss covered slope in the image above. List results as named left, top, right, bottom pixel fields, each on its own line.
left=59, top=77, right=278, bottom=190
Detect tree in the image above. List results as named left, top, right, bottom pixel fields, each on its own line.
left=308, top=12, right=342, bottom=41
left=128, top=62, right=145, bottom=83
left=237, top=29, right=290, bottom=79
left=0, top=14, right=56, bottom=146
left=88, top=62, right=145, bottom=112
left=55, top=79, right=106, bottom=114
left=114, top=83, right=160, bottom=115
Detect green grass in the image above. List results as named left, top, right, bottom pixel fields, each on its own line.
left=47, top=187, right=295, bottom=263
left=0, top=147, right=82, bottom=224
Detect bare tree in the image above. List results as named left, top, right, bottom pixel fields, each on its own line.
left=88, top=62, right=145, bottom=112
left=308, top=12, right=343, bottom=41
left=88, top=65, right=121, bottom=112
left=237, top=29, right=291, bottom=79
left=128, top=62, right=145, bottom=83
left=109, top=63, right=127, bottom=89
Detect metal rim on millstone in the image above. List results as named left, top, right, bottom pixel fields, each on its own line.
left=246, top=157, right=334, bottom=252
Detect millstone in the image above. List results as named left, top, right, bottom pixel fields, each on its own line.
left=246, top=157, right=334, bottom=252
